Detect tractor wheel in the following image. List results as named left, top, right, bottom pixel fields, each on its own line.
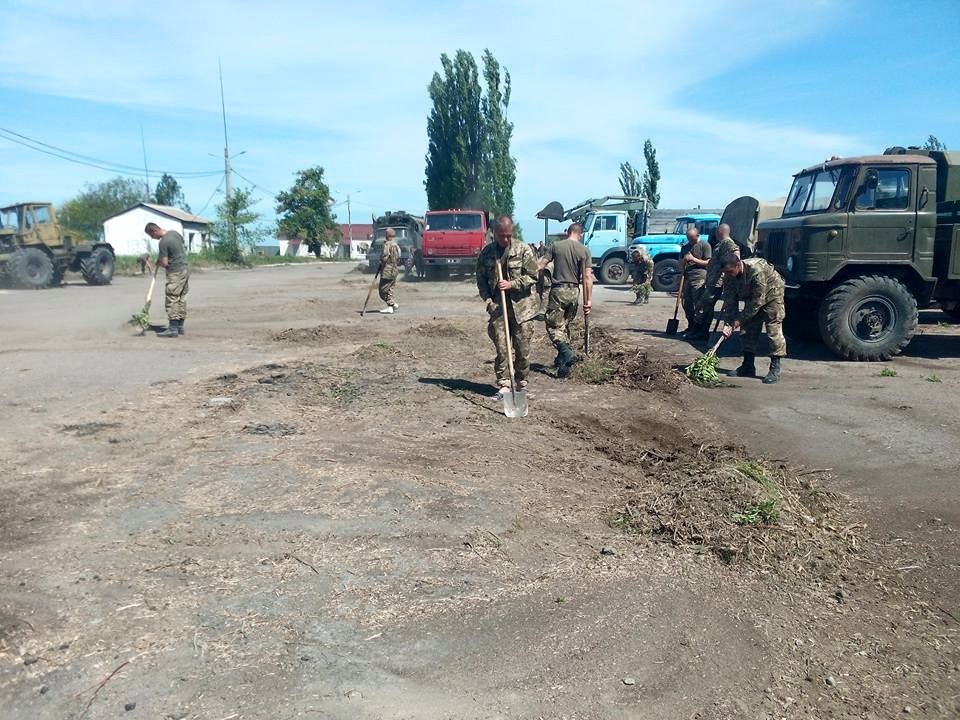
left=599, top=256, right=628, bottom=284
left=80, top=246, right=115, bottom=285
left=651, top=258, right=680, bottom=293
left=818, top=275, right=917, bottom=361
left=8, top=248, right=54, bottom=289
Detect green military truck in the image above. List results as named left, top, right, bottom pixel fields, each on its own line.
left=756, top=148, right=960, bottom=360
left=0, top=202, right=115, bottom=289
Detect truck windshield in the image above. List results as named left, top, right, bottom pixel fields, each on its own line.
left=0, top=208, right=17, bottom=229
left=784, top=168, right=848, bottom=215
left=426, top=213, right=483, bottom=231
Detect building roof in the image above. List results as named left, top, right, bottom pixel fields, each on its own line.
left=103, top=202, right=210, bottom=225
left=337, top=223, right=374, bottom=245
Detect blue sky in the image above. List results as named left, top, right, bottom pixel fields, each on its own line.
left=1, top=0, right=957, bottom=237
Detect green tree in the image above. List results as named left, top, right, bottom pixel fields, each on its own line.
left=212, top=188, right=272, bottom=264
left=923, top=135, right=947, bottom=151
left=424, top=49, right=516, bottom=217
left=481, top=49, right=516, bottom=218
left=154, top=173, right=191, bottom=211
left=641, top=139, right=661, bottom=209
left=59, top=176, right=145, bottom=240
left=618, top=161, right=643, bottom=196
left=275, top=166, right=340, bottom=257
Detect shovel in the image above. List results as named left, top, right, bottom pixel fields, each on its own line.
left=130, top=268, right=158, bottom=335
left=583, top=310, right=590, bottom=357
left=360, top=260, right=384, bottom=317
left=494, top=257, right=528, bottom=418
left=666, top=273, right=685, bottom=335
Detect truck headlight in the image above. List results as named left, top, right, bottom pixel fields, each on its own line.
left=786, top=256, right=795, bottom=273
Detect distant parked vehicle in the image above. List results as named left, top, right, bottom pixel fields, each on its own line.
left=0, top=202, right=115, bottom=289
left=420, top=209, right=491, bottom=276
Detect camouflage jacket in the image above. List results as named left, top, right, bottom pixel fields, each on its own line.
left=380, top=239, right=401, bottom=280
left=632, top=254, right=654, bottom=283
left=705, top=236, right=740, bottom=289
left=721, top=258, right=785, bottom=324
left=476, top=239, right=540, bottom=322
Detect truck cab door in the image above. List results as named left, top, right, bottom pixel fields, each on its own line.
left=584, top=213, right=622, bottom=261
left=846, top=166, right=916, bottom=262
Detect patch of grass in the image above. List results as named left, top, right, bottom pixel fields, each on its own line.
left=733, top=498, right=781, bottom=526
left=734, top=460, right=776, bottom=491
left=937, top=320, right=950, bottom=328
left=112, top=252, right=327, bottom=276
left=570, top=357, right=616, bottom=384
left=926, top=374, right=943, bottom=383
left=877, top=368, right=898, bottom=377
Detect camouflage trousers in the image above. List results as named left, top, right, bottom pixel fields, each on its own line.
left=682, top=277, right=706, bottom=325
left=741, top=300, right=787, bottom=357
left=487, top=310, right=534, bottom=384
left=545, top=285, right=581, bottom=347
left=378, top=276, right=397, bottom=306
left=695, top=286, right=722, bottom=326
left=165, top=270, right=189, bottom=321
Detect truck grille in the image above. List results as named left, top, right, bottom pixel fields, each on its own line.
left=764, top=231, right=789, bottom=266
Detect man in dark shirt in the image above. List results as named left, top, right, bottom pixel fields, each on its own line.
left=679, top=226, right=710, bottom=334
left=539, top=223, right=593, bottom=377
left=145, top=222, right=189, bottom=337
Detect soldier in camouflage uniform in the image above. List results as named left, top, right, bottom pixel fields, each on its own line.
left=630, top=248, right=654, bottom=304
left=476, top=216, right=540, bottom=391
left=691, top=223, right=740, bottom=339
left=719, top=251, right=787, bottom=384
left=145, top=222, right=189, bottom=337
left=377, top=228, right=401, bottom=314
left=539, top=223, right=592, bottom=378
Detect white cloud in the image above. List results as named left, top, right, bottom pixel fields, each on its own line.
left=0, top=0, right=867, bottom=228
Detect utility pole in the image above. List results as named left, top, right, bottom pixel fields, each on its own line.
left=219, top=59, right=234, bottom=244
left=347, top=194, right=353, bottom=245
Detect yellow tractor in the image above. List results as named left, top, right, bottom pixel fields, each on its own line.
left=0, top=202, right=115, bottom=289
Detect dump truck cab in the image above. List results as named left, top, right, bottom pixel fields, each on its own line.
left=757, top=150, right=960, bottom=360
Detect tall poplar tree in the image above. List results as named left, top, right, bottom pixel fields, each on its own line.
left=424, top=49, right=516, bottom=218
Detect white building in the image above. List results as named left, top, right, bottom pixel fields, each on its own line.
left=102, top=203, right=211, bottom=257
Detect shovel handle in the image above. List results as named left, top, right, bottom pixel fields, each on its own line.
left=495, top=254, right=518, bottom=396
left=145, top=268, right=158, bottom=304
left=672, top=273, right=685, bottom=320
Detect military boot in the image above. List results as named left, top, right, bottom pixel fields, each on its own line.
left=762, top=356, right=782, bottom=385
left=157, top=320, right=181, bottom=338
left=556, top=343, right=580, bottom=378
left=735, top=352, right=756, bottom=377
left=178, top=319, right=186, bottom=336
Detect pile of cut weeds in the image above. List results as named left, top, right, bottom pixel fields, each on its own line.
left=612, top=451, right=861, bottom=576
left=571, top=326, right=686, bottom=393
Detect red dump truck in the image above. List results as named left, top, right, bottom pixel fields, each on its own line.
left=420, top=209, right=491, bottom=276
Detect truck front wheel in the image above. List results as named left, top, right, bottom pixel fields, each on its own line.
left=651, top=258, right=680, bottom=293
left=599, top=256, right=628, bottom=284
left=818, top=275, right=917, bottom=361
left=80, top=246, right=115, bottom=285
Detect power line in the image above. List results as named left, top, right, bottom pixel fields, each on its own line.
left=196, top=175, right=226, bottom=217
left=232, top=169, right=275, bottom=197
left=0, top=127, right=222, bottom=178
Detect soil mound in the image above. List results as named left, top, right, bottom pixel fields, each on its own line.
left=571, top=326, right=686, bottom=393
left=413, top=320, right=469, bottom=339
left=272, top=324, right=356, bottom=344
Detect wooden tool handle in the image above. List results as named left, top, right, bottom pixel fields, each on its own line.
left=495, top=256, right=517, bottom=394
left=672, top=274, right=685, bottom=319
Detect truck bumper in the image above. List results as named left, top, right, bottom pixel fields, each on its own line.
left=424, top=257, right=476, bottom=268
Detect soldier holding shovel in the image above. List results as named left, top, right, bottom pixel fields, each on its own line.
left=476, top=216, right=540, bottom=395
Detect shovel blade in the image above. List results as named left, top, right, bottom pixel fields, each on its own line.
left=501, top=389, right=528, bottom=418
left=666, top=318, right=680, bottom=335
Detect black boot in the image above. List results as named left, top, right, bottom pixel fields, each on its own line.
left=556, top=342, right=579, bottom=378
left=762, top=356, right=782, bottom=384
left=735, top=352, right=756, bottom=377
left=158, top=319, right=181, bottom=338
left=178, top=319, right=185, bottom=336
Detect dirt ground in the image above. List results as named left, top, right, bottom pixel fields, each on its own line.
left=1, top=264, right=957, bottom=719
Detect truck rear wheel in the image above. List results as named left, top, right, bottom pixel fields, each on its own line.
left=8, top=248, right=54, bottom=289
left=599, top=256, right=628, bottom=284
left=818, top=275, right=917, bottom=361
left=651, top=258, right=680, bottom=293
left=80, top=246, right=115, bottom=285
